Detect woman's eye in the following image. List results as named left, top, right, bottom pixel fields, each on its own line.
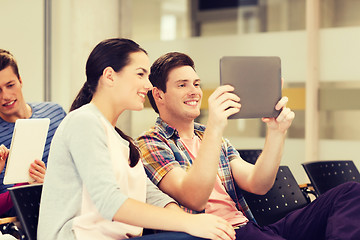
left=138, top=73, right=144, bottom=77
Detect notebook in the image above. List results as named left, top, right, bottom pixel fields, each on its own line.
left=4, top=118, right=50, bottom=184
left=220, top=56, right=282, bottom=119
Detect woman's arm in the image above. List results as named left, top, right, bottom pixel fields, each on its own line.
left=113, top=198, right=236, bottom=240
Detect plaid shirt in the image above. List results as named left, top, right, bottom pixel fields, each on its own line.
left=137, top=117, right=255, bottom=222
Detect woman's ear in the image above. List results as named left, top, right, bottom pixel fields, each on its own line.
left=102, top=67, right=115, bottom=86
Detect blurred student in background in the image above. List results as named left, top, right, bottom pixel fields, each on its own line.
left=0, top=49, right=66, bottom=216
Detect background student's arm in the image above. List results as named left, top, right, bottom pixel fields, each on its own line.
left=29, top=159, right=46, bottom=183
left=0, top=144, right=9, bottom=173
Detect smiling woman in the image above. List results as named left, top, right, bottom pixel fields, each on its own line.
left=37, top=38, right=236, bottom=240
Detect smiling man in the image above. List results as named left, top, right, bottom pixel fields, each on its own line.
left=137, top=52, right=360, bottom=239
left=0, top=49, right=66, bottom=216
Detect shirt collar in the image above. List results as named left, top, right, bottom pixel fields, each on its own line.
left=155, top=117, right=205, bottom=140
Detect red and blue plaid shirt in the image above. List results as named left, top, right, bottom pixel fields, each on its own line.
left=137, top=117, right=255, bottom=222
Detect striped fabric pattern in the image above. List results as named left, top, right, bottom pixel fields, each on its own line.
left=0, top=102, right=66, bottom=193
left=137, top=117, right=255, bottom=222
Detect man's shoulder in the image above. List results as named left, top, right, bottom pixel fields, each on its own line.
left=30, top=102, right=66, bottom=119
left=137, top=125, right=162, bottom=140
left=194, top=122, right=206, bottom=132
left=30, top=102, right=65, bottom=111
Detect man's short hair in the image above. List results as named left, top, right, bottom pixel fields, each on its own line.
left=0, top=49, right=20, bottom=79
left=148, top=52, right=195, bottom=113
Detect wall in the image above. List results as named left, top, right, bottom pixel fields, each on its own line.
left=135, top=28, right=360, bottom=183
left=51, top=0, right=121, bottom=112
left=0, top=0, right=44, bottom=102
left=2, top=1, right=360, bottom=184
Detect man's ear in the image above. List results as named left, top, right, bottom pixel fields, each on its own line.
left=101, top=67, right=115, bottom=86
left=152, top=87, right=164, bottom=102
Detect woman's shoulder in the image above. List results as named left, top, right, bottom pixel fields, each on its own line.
left=65, top=104, right=100, bottom=124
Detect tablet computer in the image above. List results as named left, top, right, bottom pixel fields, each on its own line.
left=220, top=56, right=282, bottom=119
left=4, top=118, right=50, bottom=185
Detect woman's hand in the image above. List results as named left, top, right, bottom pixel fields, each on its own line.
left=29, top=159, right=46, bottom=183
left=184, top=213, right=236, bottom=240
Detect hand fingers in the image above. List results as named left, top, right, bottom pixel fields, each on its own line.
left=35, top=159, right=46, bottom=168
left=210, top=85, right=236, bottom=101
left=276, top=107, right=295, bottom=123
left=32, top=160, right=46, bottom=173
left=29, top=160, right=46, bottom=183
left=209, top=87, right=239, bottom=106
left=214, top=92, right=240, bottom=107
left=275, top=96, right=288, bottom=110
left=213, top=222, right=235, bottom=240
left=209, top=86, right=241, bottom=118
left=0, top=145, right=9, bottom=161
left=29, top=168, right=45, bottom=183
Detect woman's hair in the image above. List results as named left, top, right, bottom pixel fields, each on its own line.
left=148, top=52, right=195, bottom=113
left=70, top=38, right=147, bottom=167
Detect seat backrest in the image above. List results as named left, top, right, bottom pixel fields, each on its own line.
left=237, top=149, right=262, bottom=164
left=9, top=184, right=43, bottom=240
left=302, top=160, right=360, bottom=195
left=241, top=166, right=310, bottom=227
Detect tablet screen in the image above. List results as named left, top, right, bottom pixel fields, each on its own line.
left=220, top=56, right=282, bottom=119
left=4, top=118, right=50, bottom=184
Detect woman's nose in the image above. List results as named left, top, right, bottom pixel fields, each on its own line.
left=144, top=77, right=153, bottom=91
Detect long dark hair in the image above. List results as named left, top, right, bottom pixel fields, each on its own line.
left=70, top=38, right=147, bottom=167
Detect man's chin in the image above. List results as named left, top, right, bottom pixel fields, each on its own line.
left=186, top=112, right=201, bottom=120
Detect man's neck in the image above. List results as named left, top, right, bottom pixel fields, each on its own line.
left=160, top=115, right=195, bottom=139
left=1, top=103, right=32, bottom=123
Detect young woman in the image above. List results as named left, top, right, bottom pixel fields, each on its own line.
left=37, top=38, right=235, bottom=240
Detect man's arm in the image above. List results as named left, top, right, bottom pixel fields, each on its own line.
left=151, top=86, right=241, bottom=211
left=231, top=96, right=295, bottom=195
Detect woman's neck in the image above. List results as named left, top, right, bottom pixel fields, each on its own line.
left=91, top=98, right=122, bottom=127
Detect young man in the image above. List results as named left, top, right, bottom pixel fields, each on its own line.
left=137, top=52, right=360, bottom=239
left=0, top=49, right=66, bottom=216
